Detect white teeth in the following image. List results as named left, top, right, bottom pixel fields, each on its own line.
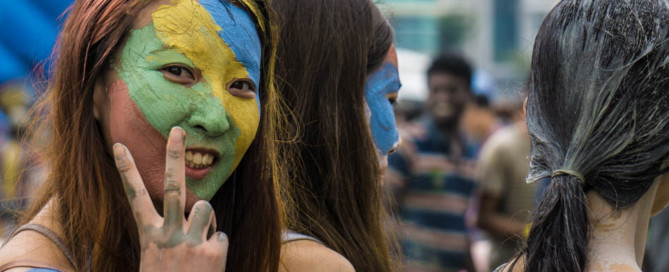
left=193, top=153, right=202, bottom=164
left=184, top=151, right=216, bottom=169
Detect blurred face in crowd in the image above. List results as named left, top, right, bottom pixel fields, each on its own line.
left=426, top=72, right=470, bottom=127
left=365, top=45, right=401, bottom=170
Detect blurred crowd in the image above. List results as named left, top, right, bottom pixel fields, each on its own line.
left=0, top=0, right=69, bottom=242
left=384, top=52, right=669, bottom=272
left=384, top=52, right=530, bottom=272
left=0, top=82, right=49, bottom=243
left=0, top=1, right=668, bottom=272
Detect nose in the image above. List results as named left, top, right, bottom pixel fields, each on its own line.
left=388, top=137, right=401, bottom=155
left=434, top=89, right=452, bottom=102
left=187, top=97, right=230, bottom=137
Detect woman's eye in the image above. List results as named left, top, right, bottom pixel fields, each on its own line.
left=230, top=81, right=255, bottom=92
left=228, top=80, right=256, bottom=99
left=389, top=98, right=400, bottom=110
left=160, top=66, right=196, bottom=84
left=386, top=93, right=399, bottom=109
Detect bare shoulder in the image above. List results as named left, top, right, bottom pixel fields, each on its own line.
left=0, top=229, right=73, bottom=271
left=497, top=257, right=525, bottom=272
left=0, top=200, right=73, bottom=272
left=280, top=240, right=355, bottom=272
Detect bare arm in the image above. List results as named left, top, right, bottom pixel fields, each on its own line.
left=477, top=192, right=526, bottom=239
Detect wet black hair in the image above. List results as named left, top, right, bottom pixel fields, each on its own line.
left=517, top=0, right=669, bottom=271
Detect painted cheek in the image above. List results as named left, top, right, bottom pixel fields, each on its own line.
left=106, top=79, right=177, bottom=204
left=217, top=85, right=260, bottom=172
left=365, top=63, right=402, bottom=155
left=116, top=25, right=193, bottom=137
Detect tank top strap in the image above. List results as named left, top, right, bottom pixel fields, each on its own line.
left=3, top=224, right=76, bottom=270
left=281, top=229, right=324, bottom=245
left=0, top=260, right=63, bottom=272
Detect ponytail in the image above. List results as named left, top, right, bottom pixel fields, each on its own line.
left=517, top=1, right=669, bottom=271
left=523, top=175, right=589, bottom=271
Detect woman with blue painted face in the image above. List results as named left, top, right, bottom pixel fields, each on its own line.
left=271, top=0, right=401, bottom=271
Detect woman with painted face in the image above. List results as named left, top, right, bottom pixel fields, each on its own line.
left=0, top=0, right=286, bottom=271
left=272, top=0, right=401, bottom=271
left=500, top=0, right=669, bottom=271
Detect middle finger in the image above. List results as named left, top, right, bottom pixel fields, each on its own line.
left=163, top=126, right=187, bottom=232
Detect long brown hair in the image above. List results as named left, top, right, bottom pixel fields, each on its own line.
left=21, top=0, right=284, bottom=271
left=272, top=0, right=398, bottom=270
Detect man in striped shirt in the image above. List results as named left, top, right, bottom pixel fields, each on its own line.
left=387, top=53, right=478, bottom=272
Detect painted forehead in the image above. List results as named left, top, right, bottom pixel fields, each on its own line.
left=368, top=45, right=401, bottom=98
left=369, top=62, right=401, bottom=95
left=148, top=0, right=262, bottom=91
left=199, top=0, right=262, bottom=89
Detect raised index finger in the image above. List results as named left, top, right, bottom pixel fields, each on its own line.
left=113, top=143, right=159, bottom=225
left=162, top=126, right=187, bottom=232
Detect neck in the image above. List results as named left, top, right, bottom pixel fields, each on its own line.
left=435, top=120, right=459, bottom=138
left=31, top=198, right=64, bottom=235
left=585, top=183, right=658, bottom=272
left=514, top=120, right=529, bottom=137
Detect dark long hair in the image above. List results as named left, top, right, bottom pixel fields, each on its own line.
left=518, top=0, right=669, bottom=271
left=271, top=0, right=398, bottom=271
left=21, top=0, right=283, bottom=271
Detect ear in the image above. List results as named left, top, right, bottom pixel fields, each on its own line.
left=93, top=76, right=110, bottom=122
left=93, top=80, right=103, bottom=121
left=523, top=96, right=528, bottom=117
left=651, top=163, right=669, bottom=216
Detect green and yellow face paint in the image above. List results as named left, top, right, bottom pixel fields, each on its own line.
left=108, top=0, right=262, bottom=202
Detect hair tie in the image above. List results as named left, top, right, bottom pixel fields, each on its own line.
left=551, top=169, right=585, bottom=184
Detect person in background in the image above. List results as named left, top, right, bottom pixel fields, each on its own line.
left=387, top=52, right=478, bottom=272
left=475, top=90, right=534, bottom=271
left=272, top=0, right=400, bottom=270
left=460, top=70, right=503, bottom=146
left=501, top=0, right=669, bottom=271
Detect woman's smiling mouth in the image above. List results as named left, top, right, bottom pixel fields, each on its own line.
left=185, top=147, right=219, bottom=179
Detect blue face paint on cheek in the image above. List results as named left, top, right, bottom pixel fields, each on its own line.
left=200, top=0, right=262, bottom=109
left=365, top=62, right=402, bottom=155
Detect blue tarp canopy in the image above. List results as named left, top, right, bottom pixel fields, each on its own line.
left=0, top=0, right=72, bottom=84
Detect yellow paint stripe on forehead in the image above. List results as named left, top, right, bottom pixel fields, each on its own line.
left=152, top=0, right=260, bottom=173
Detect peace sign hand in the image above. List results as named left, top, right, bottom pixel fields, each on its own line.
left=113, top=127, right=228, bottom=271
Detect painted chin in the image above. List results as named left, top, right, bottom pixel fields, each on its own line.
left=185, top=147, right=220, bottom=179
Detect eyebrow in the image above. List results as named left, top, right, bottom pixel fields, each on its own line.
left=147, top=48, right=196, bottom=67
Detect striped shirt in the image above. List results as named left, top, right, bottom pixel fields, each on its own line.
left=388, top=117, right=478, bottom=272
